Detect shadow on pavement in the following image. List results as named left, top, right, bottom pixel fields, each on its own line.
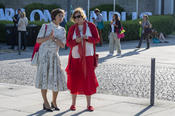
left=99, top=54, right=116, bottom=63
left=99, top=48, right=148, bottom=63
left=70, top=109, right=89, bottom=116
left=27, top=109, right=48, bottom=116
left=54, top=109, right=88, bottom=116
left=54, top=109, right=70, bottom=116
left=121, top=48, right=147, bottom=57
left=134, top=105, right=153, bottom=116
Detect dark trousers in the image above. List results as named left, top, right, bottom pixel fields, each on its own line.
left=18, top=31, right=27, bottom=49
left=137, top=33, right=150, bottom=48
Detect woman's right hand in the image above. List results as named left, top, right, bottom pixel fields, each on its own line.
left=76, top=37, right=82, bottom=43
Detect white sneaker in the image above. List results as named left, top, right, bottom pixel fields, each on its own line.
left=116, top=53, right=121, bottom=57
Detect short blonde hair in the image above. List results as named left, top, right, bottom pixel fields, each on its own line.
left=143, top=14, right=149, bottom=20
left=20, top=12, right=24, bottom=18
left=71, top=7, right=86, bottom=23
left=94, top=8, right=100, bottom=13
left=20, top=12, right=26, bottom=18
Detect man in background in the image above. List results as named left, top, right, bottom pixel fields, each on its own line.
left=9, top=9, right=21, bottom=49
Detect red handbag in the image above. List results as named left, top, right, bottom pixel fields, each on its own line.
left=31, top=24, right=47, bottom=60
left=117, top=27, right=125, bottom=39
left=93, top=44, right=99, bottom=67
left=117, top=33, right=125, bottom=39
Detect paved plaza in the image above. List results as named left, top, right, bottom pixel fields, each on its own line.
left=0, top=36, right=175, bottom=115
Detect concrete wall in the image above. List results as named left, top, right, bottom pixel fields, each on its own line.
left=164, top=0, right=174, bottom=14
left=0, top=0, right=67, bottom=10
left=155, top=0, right=161, bottom=15
left=0, top=0, right=158, bottom=14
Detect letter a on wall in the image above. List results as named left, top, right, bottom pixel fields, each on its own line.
left=30, top=9, right=45, bottom=22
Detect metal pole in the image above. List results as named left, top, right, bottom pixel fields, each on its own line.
left=150, top=58, right=155, bottom=106
left=113, top=0, right=116, bottom=12
left=18, top=31, right=21, bottom=55
left=136, top=0, right=138, bottom=18
left=88, top=0, right=90, bottom=20
left=67, top=0, right=71, bottom=21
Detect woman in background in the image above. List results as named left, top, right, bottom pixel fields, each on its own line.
left=18, top=11, right=28, bottom=50
left=93, top=8, right=104, bottom=46
left=108, top=14, right=122, bottom=56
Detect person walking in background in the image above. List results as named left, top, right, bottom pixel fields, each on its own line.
left=136, top=15, right=152, bottom=49
left=66, top=7, right=100, bottom=111
left=93, top=8, right=104, bottom=46
left=17, top=11, right=28, bottom=50
left=35, top=8, right=67, bottom=112
left=9, top=9, right=21, bottom=49
left=108, top=14, right=122, bottom=56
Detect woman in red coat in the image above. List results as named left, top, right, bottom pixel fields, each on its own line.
left=66, top=7, right=100, bottom=111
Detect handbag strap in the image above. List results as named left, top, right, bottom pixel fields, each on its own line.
left=44, top=24, right=47, bottom=37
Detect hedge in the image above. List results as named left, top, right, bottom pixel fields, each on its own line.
left=24, top=3, right=61, bottom=21
left=0, top=3, right=5, bottom=9
left=0, top=15, right=175, bottom=43
left=66, top=15, right=175, bottom=42
left=90, top=4, right=125, bottom=13
left=0, top=21, right=44, bottom=42
left=0, top=21, right=13, bottom=42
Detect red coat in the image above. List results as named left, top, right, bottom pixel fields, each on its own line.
left=66, top=21, right=100, bottom=95
left=66, top=21, right=100, bottom=74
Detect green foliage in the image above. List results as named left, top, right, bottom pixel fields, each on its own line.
left=29, top=21, right=46, bottom=26
left=149, top=15, right=175, bottom=35
left=0, top=21, right=13, bottom=42
left=90, top=4, right=125, bottom=13
left=99, top=20, right=140, bottom=42
left=0, top=3, right=5, bottom=9
left=24, top=3, right=61, bottom=20
left=0, top=16, right=175, bottom=43
left=102, top=15, right=175, bottom=41
left=66, top=15, right=175, bottom=42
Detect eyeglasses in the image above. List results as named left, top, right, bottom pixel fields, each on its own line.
left=73, top=15, right=82, bottom=19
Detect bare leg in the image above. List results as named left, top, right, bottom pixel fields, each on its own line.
left=99, top=30, right=103, bottom=46
left=86, top=95, right=91, bottom=107
left=72, top=94, right=77, bottom=106
left=159, top=33, right=166, bottom=41
left=52, top=91, right=58, bottom=107
left=41, top=89, right=50, bottom=108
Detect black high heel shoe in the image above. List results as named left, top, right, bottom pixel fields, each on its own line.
left=51, top=102, right=60, bottom=111
left=43, top=103, right=53, bottom=112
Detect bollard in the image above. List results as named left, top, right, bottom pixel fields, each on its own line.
left=18, top=31, right=21, bottom=55
left=150, top=58, right=155, bottom=106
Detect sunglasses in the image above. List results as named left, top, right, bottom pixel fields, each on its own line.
left=73, top=15, right=82, bottom=19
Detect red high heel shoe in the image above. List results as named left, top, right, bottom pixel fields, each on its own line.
left=87, top=106, right=94, bottom=111
left=70, top=105, right=76, bottom=111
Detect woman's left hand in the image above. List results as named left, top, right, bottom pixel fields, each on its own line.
left=83, top=35, right=88, bottom=40
left=52, top=37, right=58, bottom=42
